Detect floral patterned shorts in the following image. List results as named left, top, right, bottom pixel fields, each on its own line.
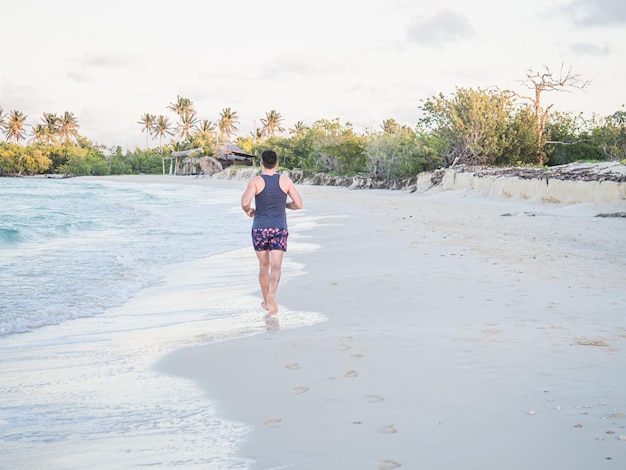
left=252, top=228, right=288, bottom=251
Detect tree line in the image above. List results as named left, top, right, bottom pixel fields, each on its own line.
left=1, top=65, right=624, bottom=177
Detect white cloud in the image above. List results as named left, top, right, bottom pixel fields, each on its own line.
left=77, top=52, right=139, bottom=69
left=569, top=43, right=612, bottom=56
left=564, top=0, right=626, bottom=26
left=258, top=52, right=341, bottom=80
left=406, top=10, right=473, bottom=46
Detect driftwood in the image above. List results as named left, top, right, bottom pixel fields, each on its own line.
left=465, top=164, right=626, bottom=183
left=288, top=163, right=626, bottom=191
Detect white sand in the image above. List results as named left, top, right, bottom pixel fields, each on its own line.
left=149, top=171, right=626, bottom=469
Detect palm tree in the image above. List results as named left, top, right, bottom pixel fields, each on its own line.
left=197, top=119, right=216, bottom=135
left=289, top=121, right=308, bottom=139
left=151, top=115, right=173, bottom=150
left=30, top=124, right=51, bottom=144
left=193, top=119, right=216, bottom=145
left=176, top=112, right=199, bottom=142
left=168, top=95, right=196, bottom=142
left=42, top=112, right=61, bottom=142
left=249, top=127, right=264, bottom=140
left=58, top=111, right=80, bottom=144
left=261, top=110, right=285, bottom=139
left=137, top=113, right=155, bottom=149
left=0, top=107, right=6, bottom=141
left=218, top=107, right=239, bottom=142
left=3, top=110, right=28, bottom=143
left=167, top=95, right=195, bottom=118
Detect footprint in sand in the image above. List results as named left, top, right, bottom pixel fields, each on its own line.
left=376, top=424, right=397, bottom=434
left=365, top=395, right=385, bottom=403
left=484, top=328, right=502, bottom=336
left=293, top=386, right=310, bottom=395
left=379, top=460, right=402, bottom=469
left=338, top=336, right=354, bottom=351
left=350, top=353, right=364, bottom=360
left=284, top=363, right=300, bottom=370
left=574, top=338, right=610, bottom=347
left=343, top=370, right=359, bottom=378
left=263, top=418, right=282, bottom=428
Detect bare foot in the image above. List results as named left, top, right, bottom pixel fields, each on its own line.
left=265, top=314, right=280, bottom=332
left=267, top=293, right=279, bottom=314
left=261, top=301, right=270, bottom=312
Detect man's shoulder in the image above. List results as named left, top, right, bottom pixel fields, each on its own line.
left=250, top=174, right=264, bottom=183
left=278, top=173, right=292, bottom=181
left=278, top=174, right=294, bottom=187
left=249, top=174, right=266, bottom=192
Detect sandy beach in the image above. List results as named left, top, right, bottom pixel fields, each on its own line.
left=148, top=168, right=626, bottom=469
left=6, top=170, right=622, bottom=469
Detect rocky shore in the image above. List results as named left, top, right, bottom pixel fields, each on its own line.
left=215, top=161, right=626, bottom=207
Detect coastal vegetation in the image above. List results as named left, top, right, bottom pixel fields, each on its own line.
left=1, top=65, right=624, bottom=178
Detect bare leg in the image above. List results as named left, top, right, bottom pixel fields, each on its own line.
left=267, top=249, right=284, bottom=314
left=255, top=249, right=284, bottom=314
left=255, top=250, right=271, bottom=311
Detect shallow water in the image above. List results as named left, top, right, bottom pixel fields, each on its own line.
left=0, top=177, right=247, bottom=335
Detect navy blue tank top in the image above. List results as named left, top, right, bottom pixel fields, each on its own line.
left=252, top=174, right=288, bottom=229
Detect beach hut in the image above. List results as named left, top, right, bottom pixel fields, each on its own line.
left=215, top=143, right=255, bottom=168
left=162, top=147, right=203, bottom=175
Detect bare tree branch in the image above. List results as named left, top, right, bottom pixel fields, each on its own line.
left=510, top=64, right=590, bottom=165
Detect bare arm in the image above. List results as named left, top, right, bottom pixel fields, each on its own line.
left=241, top=178, right=258, bottom=218
left=285, top=180, right=303, bottom=210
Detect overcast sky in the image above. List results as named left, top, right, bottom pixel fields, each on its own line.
left=1, top=0, right=625, bottom=150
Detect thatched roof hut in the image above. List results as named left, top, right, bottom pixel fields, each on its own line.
left=215, top=143, right=255, bottom=167
left=162, top=148, right=203, bottom=175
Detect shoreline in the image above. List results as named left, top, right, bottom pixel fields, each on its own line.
left=150, top=175, right=626, bottom=469
left=1, top=229, right=325, bottom=469
left=13, top=160, right=626, bottom=205
left=78, top=160, right=626, bottom=207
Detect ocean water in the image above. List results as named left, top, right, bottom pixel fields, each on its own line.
left=0, top=177, right=249, bottom=336
left=0, top=176, right=323, bottom=469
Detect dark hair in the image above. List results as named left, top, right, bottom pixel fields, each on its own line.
left=261, top=149, right=278, bottom=168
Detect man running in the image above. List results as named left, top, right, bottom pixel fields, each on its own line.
left=241, top=149, right=303, bottom=314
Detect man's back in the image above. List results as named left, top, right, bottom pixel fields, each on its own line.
left=253, top=174, right=287, bottom=229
